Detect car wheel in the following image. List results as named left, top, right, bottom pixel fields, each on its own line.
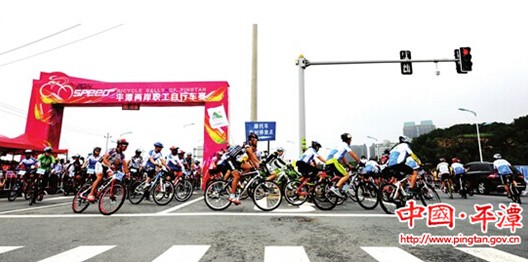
left=477, top=182, right=488, bottom=194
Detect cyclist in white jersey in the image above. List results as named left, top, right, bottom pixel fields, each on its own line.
left=492, top=153, right=516, bottom=198
left=327, top=133, right=360, bottom=197
left=436, top=158, right=451, bottom=194
left=82, top=147, right=103, bottom=180
left=385, top=136, right=422, bottom=193
left=144, top=142, right=168, bottom=187
left=296, top=141, right=326, bottom=182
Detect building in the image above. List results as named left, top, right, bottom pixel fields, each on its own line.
left=403, top=120, right=436, bottom=138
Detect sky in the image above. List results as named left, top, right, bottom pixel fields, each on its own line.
left=1, top=0, right=527, bottom=161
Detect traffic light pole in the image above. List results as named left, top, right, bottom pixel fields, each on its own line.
left=295, top=55, right=461, bottom=155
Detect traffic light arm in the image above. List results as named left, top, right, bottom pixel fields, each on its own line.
left=306, top=58, right=458, bottom=67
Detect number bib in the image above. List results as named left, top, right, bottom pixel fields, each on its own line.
left=87, top=168, right=95, bottom=175
left=37, top=168, right=46, bottom=175
left=113, top=171, right=125, bottom=181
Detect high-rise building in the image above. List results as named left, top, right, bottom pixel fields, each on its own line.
left=403, top=120, right=436, bottom=138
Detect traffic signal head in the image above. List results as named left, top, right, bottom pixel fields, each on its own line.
left=459, top=47, right=472, bottom=72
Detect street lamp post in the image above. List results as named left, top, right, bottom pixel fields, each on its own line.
left=104, top=133, right=112, bottom=153
left=120, top=131, right=132, bottom=137
left=458, top=108, right=483, bottom=162
left=367, top=136, right=379, bottom=160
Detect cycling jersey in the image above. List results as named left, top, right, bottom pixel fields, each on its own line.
left=364, top=160, right=380, bottom=173
left=86, top=155, right=103, bottom=175
left=331, top=142, right=352, bottom=161
left=19, top=157, right=37, bottom=170
left=129, top=156, right=143, bottom=169
left=265, top=151, right=286, bottom=171
left=145, top=149, right=163, bottom=168
left=451, top=162, right=465, bottom=175
left=493, top=159, right=513, bottom=175
left=166, top=154, right=184, bottom=171
left=388, top=143, right=413, bottom=167
left=104, top=148, right=126, bottom=171
left=406, top=156, right=420, bottom=170
left=299, top=148, right=320, bottom=163
left=37, top=154, right=55, bottom=171
left=436, top=162, right=450, bottom=175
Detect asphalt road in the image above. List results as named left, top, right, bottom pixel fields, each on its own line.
left=0, top=190, right=526, bottom=262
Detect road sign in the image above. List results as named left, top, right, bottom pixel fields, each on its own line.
left=245, top=121, right=276, bottom=141
left=122, top=103, right=140, bottom=110
left=400, top=50, right=413, bottom=75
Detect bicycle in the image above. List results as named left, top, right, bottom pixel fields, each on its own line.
left=29, top=168, right=47, bottom=206
left=378, top=171, right=435, bottom=214
left=129, top=168, right=175, bottom=206
left=204, top=167, right=282, bottom=211
left=283, top=170, right=339, bottom=211
left=72, top=171, right=127, bottom=215
left=172, top=171, right=194, bottom=202
left=354, top=172, right=379, bottom=210
left=503, top=174, right=522, bottom=204
left=440, top=173, right=454, bottom=199
left=7, top=171, right=30, bottom=202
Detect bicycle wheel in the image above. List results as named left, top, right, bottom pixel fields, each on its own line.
left=7, top=184, right=19, bottom=201
left=356, top=181, right=379, bottom=210
left=347, top=179, right=359, bottom=202
left=174, top=179, right=193, bottom=202
left=253, top=181, right=282, bottom=211
left=152, top=180, right=175, bottom=206
left=72, top=183, right=91, bottom=213
left=379, top=182, right=402, bottom=214
left=204, top=180, right=232, bottom=211
left=511, top=186, right=522, bottom=204
left=99, top=183, right=126, bottom=215
left=284, top=180, right=308, bottom=206
left=418, top=184, right=441, bottom=206
left=128, top=181, right=146, bottom=205
left=312, top=180, right=338, bottom=211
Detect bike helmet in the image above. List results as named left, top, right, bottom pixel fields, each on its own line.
left=154, top=142, right=164, bottom=148
left=439, top=158, right=446, bottom=162
left=311, top=141, right=322, bottom=149
left=169, top=146, right=178, bottom=151
left=24, top=149, right=33, bottom=154
left=178, top=149, right=185, bottom=155
left=276, top=147, right=284, bottom=152
left=93, top=147, right=101, bottom=153
left=341, top=133, right=352, bottom=142
left=186, top=152, right=192, bottom=156
left=116, top=138, right=129, bottom=145
left=44, top=147, right=52, bottom=153
left=399, top=135, right=410, bottom=143
left=135, top=149, right=142, bottom=154
left=451, top=158, right=459, bottom=163
left=72, top=154, right=80, bottom=158
left=248, top=132, right=259, bottom=140
left=493, top=153, right=502, bottom=159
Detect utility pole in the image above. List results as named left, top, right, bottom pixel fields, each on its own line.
left=250, top=24, right=258, bottom=121
left=104, top=132, right=112, bottom=153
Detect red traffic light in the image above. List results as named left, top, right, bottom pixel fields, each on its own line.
left=461, top=48, right=470, bottom=55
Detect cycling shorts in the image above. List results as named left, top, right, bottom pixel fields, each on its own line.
left=440, top=173, right=451, bottom=181
left=325, top=158, right=347, bottom=177
left=384, top=163, right=413, bottom=180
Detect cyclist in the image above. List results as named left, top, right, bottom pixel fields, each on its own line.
left=437, top=158, right=452, bottom=197
left=227, top=132, right=260, bottom=205
left=450, top=158, right=466, bottom=194
left=492, top=153, right=517, bottom=199
left=17, top=150, right=37, bottom=180
left=327, top=133, right=360, bottom=197
left=264, top=147, right=287, bottom=181
left=144, top=142, right=168, bottom=188
left=68, top=154, right=84, bottom=186
left=128, top=149, right=144, bottom=179
left=37, top=147, right=56, bottom=192
left=385, top=136, right=422, bottom=193
left=82, top=148, right=102, bottom=182
left=183, top=152, right=195, bottom=174
left=365, top=156, right=381, bottom=185
left=166, top=147, right=185, bottom=181
left=87, top=139, right=129, bottom=202
left=296, top=141, right=326, bottom=183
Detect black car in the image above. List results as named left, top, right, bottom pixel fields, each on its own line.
left=465, top=161, right=526, bottom=195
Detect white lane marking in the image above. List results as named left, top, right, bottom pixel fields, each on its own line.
left=156, top=196, right=204, bottom=214
left=0, top=246, right=23, bottom=254
left=44, top=196, right=73, bottom=201
left=361, top=247, right=423, bottom=262
left=152, top=245, right=210, bottom=262
left=253, top=202, right=316, bottom=212
left=0, top=212, right=395, bottom=219
left=265, top=246, right=310, bottom=262
left=37, top=245, right=115, bottom=262
left=0, top=202, right=70, bottom=215
left=456, top=247, right=528, bottom=262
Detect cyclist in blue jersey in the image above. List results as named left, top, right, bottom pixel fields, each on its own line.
left=82, top=147, right=103, bottom=181
left=492, top=153, right=517, bottom=198
left=385, top=136, right=422, bottom=193
left=327, top=133, right=360, bottom=197
left=296, top=141, right=326, bottom=182
left=166, top=147, right=185, bottom=181
left=144, top=142, right=168, bottom=188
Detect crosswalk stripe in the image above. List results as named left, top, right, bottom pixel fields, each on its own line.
left=152, top=245, right=210, bottom=262
left=0, top=246, right=23, bottom=254
left=361, top=247, right=423, bottom=262
left=456, top=247, right=528, bottom=262
left=264, top=246, right=310, bottom=262
left=37, top=245, right=116, bottom=262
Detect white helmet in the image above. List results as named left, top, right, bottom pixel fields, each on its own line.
left=493, top=153, right=502, bottom=160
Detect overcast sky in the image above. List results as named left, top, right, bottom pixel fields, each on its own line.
left=1, top=0, right=527, bottom=160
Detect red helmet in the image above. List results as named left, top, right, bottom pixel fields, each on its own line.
left=116, top=138, right=129, bottom=145
left=451, top=158, right=459, bottom=163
